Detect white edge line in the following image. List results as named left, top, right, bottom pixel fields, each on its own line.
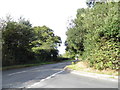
left=27, top=70, right=64, bottom=88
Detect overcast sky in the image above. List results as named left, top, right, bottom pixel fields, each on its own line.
left=0, top=0, right=87, bottom=54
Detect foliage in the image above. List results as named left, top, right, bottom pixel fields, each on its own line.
left=31, top=26, right=61, bottom=62
left=66, top=61, right=118, bottom=76
left=65, top=2, right=120, bottom=70
left=1, top=16, right=61, bottom=66
left=2, top=20, right=34, bottom=66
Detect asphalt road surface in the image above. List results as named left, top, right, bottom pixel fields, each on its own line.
left=2, top=61, right=118, bottom=88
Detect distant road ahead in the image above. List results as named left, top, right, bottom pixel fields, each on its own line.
left=2, top=61, right=118, bottom=88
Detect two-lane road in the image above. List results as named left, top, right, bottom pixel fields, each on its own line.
left=2, top=61, right=71, bottom=88
left=2, top=61, right=118, bottom=88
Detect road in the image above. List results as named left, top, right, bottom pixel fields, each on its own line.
left=2, top=61, right=118, bottom=88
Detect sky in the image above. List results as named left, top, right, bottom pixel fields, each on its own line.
left=0, top=0, right=87, bottom=54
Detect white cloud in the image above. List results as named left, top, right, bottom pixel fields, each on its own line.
left=0, top=0, right=87, bottom=54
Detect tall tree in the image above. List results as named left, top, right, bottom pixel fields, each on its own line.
left=65, top=2, right=119, bottom=70
left=32, top=26, right=61, bottom=62
left=1, top=16, right=62, bottom=66
left=2, top=18, right=34, bottom=66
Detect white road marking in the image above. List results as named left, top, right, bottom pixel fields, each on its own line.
left=27, top=70, right=64, bottom=88
left=7, top=62, right=66, bottom=76
left=8, top=67, right=41, bottom=76
left=46, top=76, right=51, bottom=80
left=40, top=79, right=45, bottom=82
left=8, top=71, right=27, bottom=76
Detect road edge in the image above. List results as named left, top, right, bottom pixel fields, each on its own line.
left=64, top=67, right=118, bottom=82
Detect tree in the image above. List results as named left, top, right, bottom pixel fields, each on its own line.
left=65, top=8, right=86, bottom=58
left=1, top=16, right=62, bottom=66
left=2, top=18, right=34, bottom=66
left=31, top=26, right=61, bottom=62
left=65, top=2, right=119, bottom=70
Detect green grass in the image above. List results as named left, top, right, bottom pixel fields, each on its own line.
left=66, top=61, right=118, bottom=76
left=2, top=63, right=47, bottom=70
left=1, top=59, right=72, bottom=71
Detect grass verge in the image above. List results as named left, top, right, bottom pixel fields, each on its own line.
left=1, top=59, right=72, bottom=71
left=1, top=62, right=54, bottom=71
left=66, top=61, right=118, bottom=76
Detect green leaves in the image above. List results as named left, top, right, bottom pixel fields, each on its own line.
left=31, top=26, right=61, bottom=62
left=2, top=19, right=34, bottom=65
left=2, top=17, right=62, bottom=66
left=66, top=2, right=119, bottom=70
